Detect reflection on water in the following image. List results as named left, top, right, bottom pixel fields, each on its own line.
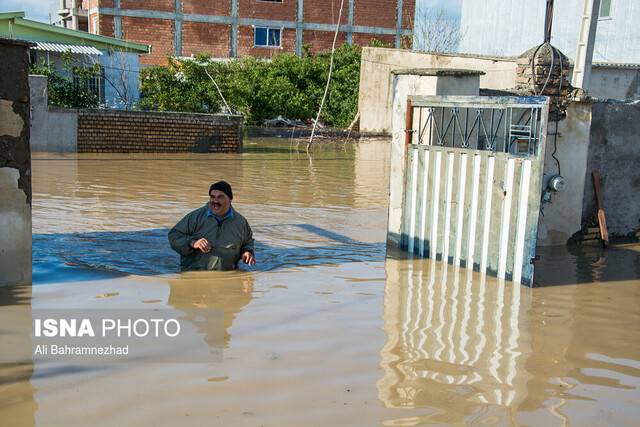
left=535, top=244, right=640, bottom=286
left=379, top=255, right=640, bottom=426
left=0, top=139, right=638, bottom=426
left=168, top=272, right=254, bottom=348
left=379, top=259, right=527, bottom=424
left=0, top=285, right=36, bottom=427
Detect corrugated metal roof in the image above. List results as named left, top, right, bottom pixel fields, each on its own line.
left=32, top=42, right=102, bottom=56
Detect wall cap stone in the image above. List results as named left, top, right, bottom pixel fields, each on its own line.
left=78, top=109, right=243, bottom=120
left=391, top=68, right=486, bottom=77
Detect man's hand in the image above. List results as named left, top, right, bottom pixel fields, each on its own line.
left=191, top=238, right=211, bottom=253
left=241, top=251, right=256, bottom=266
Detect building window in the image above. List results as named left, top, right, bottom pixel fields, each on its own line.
left=254, top=27, right=281, bottom=48
left=599, top=0, right=612, bottom=18
left=73, top=66, right=105, bottom=104
left=258, top=0, right=283, bottom=2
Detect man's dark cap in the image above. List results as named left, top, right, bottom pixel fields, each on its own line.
left=209, top=181, right=233, bottom=200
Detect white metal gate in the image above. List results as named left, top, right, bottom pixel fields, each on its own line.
left=400, top=96, right=549, bottom=285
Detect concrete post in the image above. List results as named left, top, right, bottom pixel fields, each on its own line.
left=395, top=0, right=404, bottom=48
left=572, top=0, right=601, bottom=92
left=231, top=0, right=239, bottom=57
left=295, top=0, right=304, bottom=56
left=387, top=69, right=482, bottom=247
left=174, top=0, right=182, bottom=57
left=347, top=0, right=354, bottom=45
left=114, top=0, right=122, bottom=39
left=0, top=38, right=32, bottom=286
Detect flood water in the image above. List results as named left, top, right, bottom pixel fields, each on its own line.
left=1, top=138, right=639, bottom=426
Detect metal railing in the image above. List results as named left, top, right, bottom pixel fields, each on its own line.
left=406, top=96, right=549, bottom=157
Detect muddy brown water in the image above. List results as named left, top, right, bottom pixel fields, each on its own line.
left=1, top=139, right=639, bottom=426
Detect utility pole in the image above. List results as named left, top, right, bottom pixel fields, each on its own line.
left=544, top=0, right=554, bottom=43
left=572, top=0, right=601, bottom=92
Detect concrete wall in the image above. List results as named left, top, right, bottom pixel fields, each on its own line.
left=590, top=66, right=640, bottom=101
left=29, top=75, right=48, bottom=151
left=359, top=47, right=505, bottom=133
left=538, top=100, right=640, bottom=244
left=359, top=48, right=640, bottom=134
left=387, top=71, right=480, bottom=246
left=48, top=108, right=79, bottom=151
left=0, top=39, right=32, bottom=286
left=30, top=75, right=78, bottom=152
left=538, top=102, right=593, bottom=246
left=583, top=102, right=640, bottom=237
left=459, top=0, right=640, bottom=64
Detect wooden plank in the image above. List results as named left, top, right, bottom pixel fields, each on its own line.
left=405, top=99, right=413, bottom=146
left=591, top=171, right=609, bottom=246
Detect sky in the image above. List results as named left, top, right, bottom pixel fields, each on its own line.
left=5, top=0, right=463, bottom=24
left=417, top=0, right=462, bottom=18
left=2, top=0, right=66, bottom=24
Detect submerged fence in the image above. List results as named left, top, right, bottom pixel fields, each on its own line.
left=400, top=96, right=549, bottom=285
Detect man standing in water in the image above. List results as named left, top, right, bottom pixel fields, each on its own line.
left=169, top=181, right=255, bottom=271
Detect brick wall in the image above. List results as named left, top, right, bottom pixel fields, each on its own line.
left=354, top=0, right=396, bottom=28
left=97, top=0, right=414, bottom=64
left=182, top=0, right=231, bottom=15
left=303, top=30, right=347, bottom=54
left=120, top=0, right=173, bottom=12
left=122, top=17, right=174, bottom=65
left=238, top=0, right=296, bottom=20
left=352, top=33, right=395, bottom=47
left=99, top=14, right=115, bottom=37
left=182, top=22, right=231, bottom=58
left=77, top=110, right=243, bottom=153
left=402, top=0, right=416, bottom=29
left=304, top=0, right=349, bottom=25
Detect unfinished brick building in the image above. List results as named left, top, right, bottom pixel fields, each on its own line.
left=81, top=0, right=415, bottom=65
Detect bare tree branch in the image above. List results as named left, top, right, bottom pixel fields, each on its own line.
left=411, top=9, right=464, bottom=54
left=76, top=52, right=133, bottom=109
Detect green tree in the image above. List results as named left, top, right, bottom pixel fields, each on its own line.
left=139, top=42, right=363, bottom=128
left=30, top=51, right=101, bottom=108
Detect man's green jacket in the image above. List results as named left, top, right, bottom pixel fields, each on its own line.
left=168, top=205, right=254, bottom=271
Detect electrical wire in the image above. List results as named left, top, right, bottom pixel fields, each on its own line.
left=530, top=41, right=562, bottom=176
left=308, top=0, right=346, bottom=151
left=203, top=67, right=232, bottom=114
left=530, top=42, right=555, bottom=97
left=552, top=44, right=562, bottom=176
left=539, top=44, right=555, bottom=96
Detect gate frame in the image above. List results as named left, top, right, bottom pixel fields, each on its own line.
left=400, top=95, right=550, bottom=286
